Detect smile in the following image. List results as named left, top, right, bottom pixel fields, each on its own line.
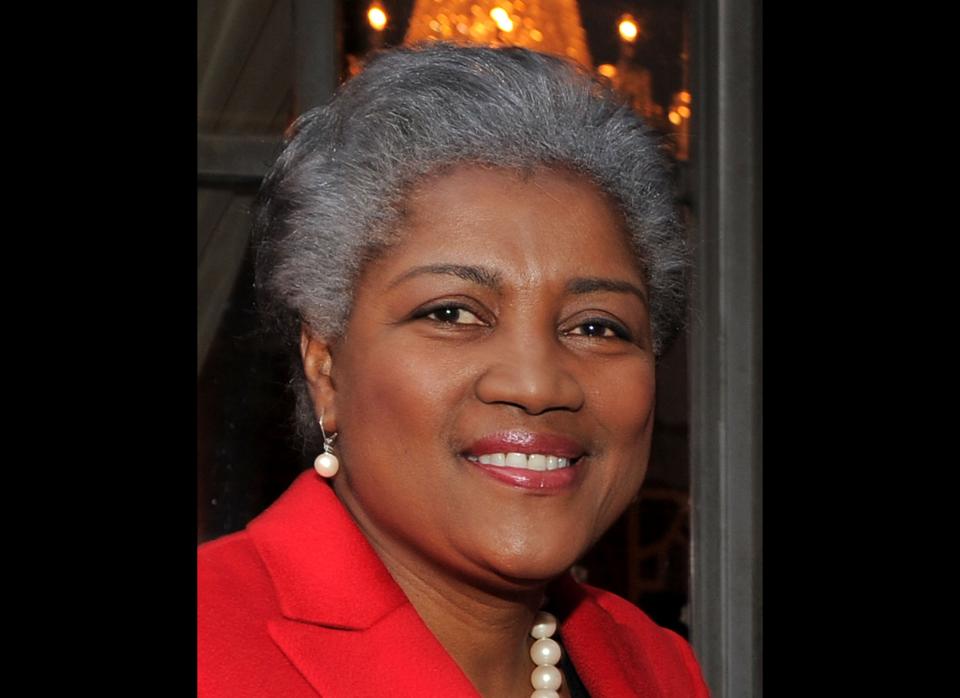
left=459, top=431, right=588, bottom=491
left=464, top=453, right=574, bottom=471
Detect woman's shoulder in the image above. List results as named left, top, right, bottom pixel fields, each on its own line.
left=559, top=579, right=711, bottom=696
left=197, top=472, right=326, bottom=601
left=199, top=530, right=268, bottom=584
left=198, top=530, right=279, bottom=622
left=198, top=531, right=300, bottom=696
left=578, top=582, right=676, bottom=636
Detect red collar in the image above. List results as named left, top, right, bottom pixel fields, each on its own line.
left=247, top=471, right=407, bottom=629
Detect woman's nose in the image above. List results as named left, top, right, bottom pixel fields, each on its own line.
left=473, top=331, right=585, bottom=415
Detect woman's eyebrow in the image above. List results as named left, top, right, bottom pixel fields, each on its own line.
left=388, top=266, right=646, bottom=305
left=566, top=277, right=648, bottom=306
left=388, top=263, right=504, bottom=291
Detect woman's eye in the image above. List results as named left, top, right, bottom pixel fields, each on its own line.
left=568, top=320, right=630, bottom=340
left=424, top=306, right=484, bottom=325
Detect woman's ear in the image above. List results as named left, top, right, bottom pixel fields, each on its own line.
left=300, top=324, right=337, bottom=431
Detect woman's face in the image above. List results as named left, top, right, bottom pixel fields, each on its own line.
left=305, top=165, right=656, bottom=590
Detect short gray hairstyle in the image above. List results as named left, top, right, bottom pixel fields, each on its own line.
left=253, top=42, right=688, bottom=449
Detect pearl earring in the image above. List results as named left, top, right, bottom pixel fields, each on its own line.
left=313, top=410, right=340, bottom=478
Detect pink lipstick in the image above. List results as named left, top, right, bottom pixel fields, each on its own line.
left=461, top=431, right=587, bottom=492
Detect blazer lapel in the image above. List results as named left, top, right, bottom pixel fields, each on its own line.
left=552, top=575, right=665, bottom=698
left=247, top=471, right=479, bottom=697
left=246, top=472, right=407, bottom=629
left=268, top=605, right=480, bottom=697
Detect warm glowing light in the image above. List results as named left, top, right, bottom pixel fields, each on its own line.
left=668, top=111, right=682, bottom=126
left=618, top=17, right=639, bottom=42
left=680, top=91, right=692, bottom=104
left=469, top=21, right=488, bottom=39
left=403, top=0, right=591, bottom=68
left=490, top=7, right=514, bottom=32
left=367, top=5, right=387, bottom=31
left=678, top=105, right=691, bottom=119
left=598, top=64, right=617, bottom=78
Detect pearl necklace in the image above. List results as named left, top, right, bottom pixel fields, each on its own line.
left=529, top=611, right=564, bottom=698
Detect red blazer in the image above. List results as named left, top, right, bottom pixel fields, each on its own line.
left=198, top=470, right=710, bottom=697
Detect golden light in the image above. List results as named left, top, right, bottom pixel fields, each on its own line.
left=404, top=0, right=593, bottom=69
left=680, top=91, right=692, bottom=104
left=469, top=20, right=489, bottom=39
left=677, top=105, right=691, bottom=119
left=618, top=15, right=639, bottom=43
left=367, top=4, right=387, bottom=31
left=490, top=7, right=514, bottom=32
left=598, top=63, right=617, bottom=79
left=668, top=111, right=682, bottom=126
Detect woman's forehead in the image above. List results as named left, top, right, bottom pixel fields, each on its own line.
left=372, top=164, right=645, bottom=289
left=404, top=165, right=629, bottom=243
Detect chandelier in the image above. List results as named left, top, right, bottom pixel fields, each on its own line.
left=403, top=0, right=592, bottom=69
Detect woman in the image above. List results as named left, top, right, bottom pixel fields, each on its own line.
left=198, top=42, right=709, bottom=697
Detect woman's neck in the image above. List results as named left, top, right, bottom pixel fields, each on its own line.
left=384, top=554, right=540, bottom=697
left=342, top=501, right=550, bottom=697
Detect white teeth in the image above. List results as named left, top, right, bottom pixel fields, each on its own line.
left=527, top=454, right=547, bottom=471
left=505, top=452, right=527, bottom=468
left=466, top=453, right=574, bottom=470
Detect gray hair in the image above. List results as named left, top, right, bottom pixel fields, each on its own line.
left=252, top=42, right=688, bottom=449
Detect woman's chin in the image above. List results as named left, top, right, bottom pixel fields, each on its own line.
left=468, top=540, right=585, bottom=589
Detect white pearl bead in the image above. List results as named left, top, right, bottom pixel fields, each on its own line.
left=530, top=611, right=557, bottom=639
left=314, top=452, right=340, bottom=478
left=530, top=665, right=563, bottom=691
left=530, top=691, right=560, bottom=698
left=530, top=637, right=562, bottom=666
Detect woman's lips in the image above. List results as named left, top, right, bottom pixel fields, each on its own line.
left=460, top=431, right=587, bottom=492
left=463, top=431, right=586, bottom=459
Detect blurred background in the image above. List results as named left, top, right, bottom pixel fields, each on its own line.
left=197, top=1, right=760, bottom=694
